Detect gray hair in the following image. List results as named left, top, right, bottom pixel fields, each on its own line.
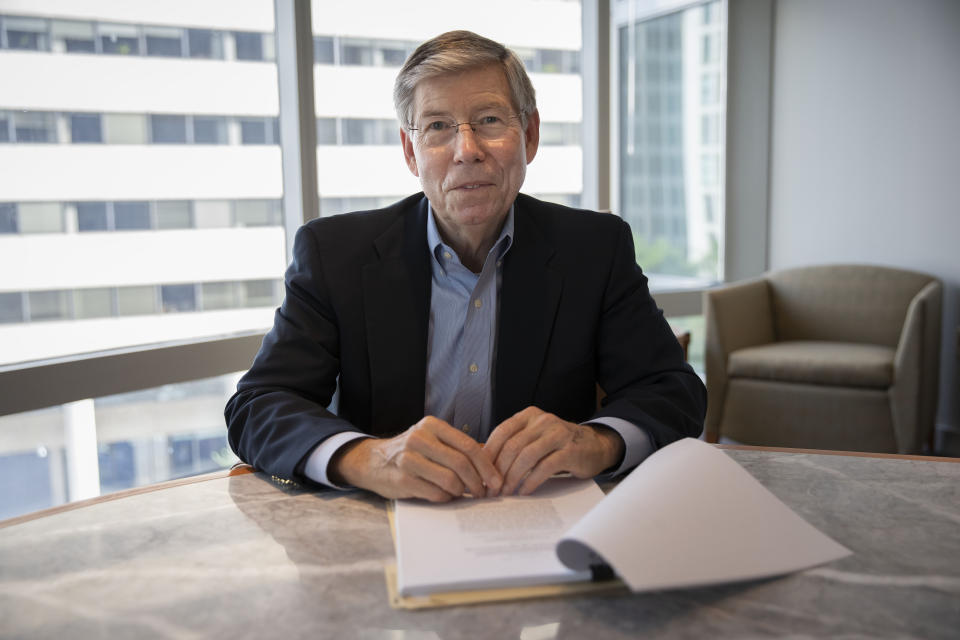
left=393, top=30, right=537, bottom=129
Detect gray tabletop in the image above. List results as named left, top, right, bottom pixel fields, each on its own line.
left=1, top=448, right=958, bottom=639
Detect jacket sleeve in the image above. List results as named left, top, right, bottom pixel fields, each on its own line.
left=224, top=224, right=358, bottom=482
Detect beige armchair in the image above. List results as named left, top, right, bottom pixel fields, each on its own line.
left=704, top=264, right=941, bottom=453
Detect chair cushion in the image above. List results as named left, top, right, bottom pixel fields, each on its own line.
left=727, top=341, right=895, bottom=389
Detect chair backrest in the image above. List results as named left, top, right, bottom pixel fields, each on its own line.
left=768, top=264, right=936, bottom=346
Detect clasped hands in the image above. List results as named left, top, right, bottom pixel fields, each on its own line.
left=330, top=407, right=624, bottom=502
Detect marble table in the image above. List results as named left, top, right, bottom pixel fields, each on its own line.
left=1, top=446, right=958, bottom=639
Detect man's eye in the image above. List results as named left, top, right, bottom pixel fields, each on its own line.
left=426, top=121, right=448, bottom=131
left=479, top=115, right=502, bottom=125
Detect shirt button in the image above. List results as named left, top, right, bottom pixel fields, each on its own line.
left=497, top=260, right=503, bottom=267
left=474, top=299, right=482, bottom=309
left=443, top=251, right=452, bottom=260
left=461, top=424, right=470, bottom=433
left=469, top=363, right=479, bottom=374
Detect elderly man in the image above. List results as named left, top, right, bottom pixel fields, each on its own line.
left=225, top=30, right=706, bottom=502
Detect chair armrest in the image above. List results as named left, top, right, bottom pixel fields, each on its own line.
left=703, top=278, right=774, bottom=441
left=890, top=279, right=942, bottom=452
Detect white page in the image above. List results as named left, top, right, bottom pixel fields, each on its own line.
left=557, top=438, right=852, bottom=592
left=394, top=478, right=604, bottom=596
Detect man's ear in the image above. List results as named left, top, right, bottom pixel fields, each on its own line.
left=523, top=108, right=541, bottom=164
left=399, top=127, right=420, bottom=177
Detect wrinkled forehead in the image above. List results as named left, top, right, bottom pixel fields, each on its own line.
left=411, top=64, right=514, bottom=117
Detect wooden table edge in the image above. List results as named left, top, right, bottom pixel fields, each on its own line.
left=714, top=443, right=960, bottom=463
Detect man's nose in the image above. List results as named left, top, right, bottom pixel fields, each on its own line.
left=452, top=123, right=484, bottom=162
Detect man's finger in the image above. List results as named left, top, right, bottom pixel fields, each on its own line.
left=500, top=431, right=567, bottom=495
left=517, top=450, right=568, bottom=495
left=483, top=409, right=531, bottom=460
left=409, top=419, right=500, bottom=497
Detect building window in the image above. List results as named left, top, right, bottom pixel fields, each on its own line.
left=314, top=36, right=335, bottom=64
left=316, top=117, right=337, bottom=145
left=160, top=284, right=197, bottom=312
left=74, top=288, right=114, bottom=319
left=13, top=112, right=56, bottom=143
left=100, top=23, right=140, bottom=55
left=117, top=286, right=157, bottom=316
left=102, top=114, right=148, bottom=144
left=70, top=113, right=103, bottom=143
left=0, top=110, right=9, bottom=143
left=76, top=202, right=109, bottom=232
left=187, top=29, right=223, bottom=59
left=5, top=16, right=49, bottom=51
left=234, top=31, right=264, bottom=60
left=0, top=202, right=17, bottom=233
left=201, top=282, right=239, bottom=310
left=150, top=115, right=188, bottom=144
left=145, top=26, right=183, bottom=57
left=52, top=20, right=96, bottom=53
left=0, top=292, right=24, bottom=323
left=235, top=200, right=280, bottom=227
left=239, top=118, right=278, bottom=145
left=18, top=202, right=63, bottom=233
left=113, top=201, right=151, bottom=230
left=193, top=200, right=232, bottom=228
left=156, top=201, right=192, bottom=229
left=28, top=290, right=71, bottom=321
left=193, top=116, right=227, bottom=144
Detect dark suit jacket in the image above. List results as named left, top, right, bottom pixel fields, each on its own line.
left=225, top=193, right=706, bottom=483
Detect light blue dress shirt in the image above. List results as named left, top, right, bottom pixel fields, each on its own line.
left=304, top=204, right=652, bottom=488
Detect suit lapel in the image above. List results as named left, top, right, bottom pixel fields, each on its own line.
left=362, top=197, right=431, bottom=432
left=494, top=197, right=562, bottom=422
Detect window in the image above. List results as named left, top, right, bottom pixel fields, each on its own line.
left=76, top=202, right=109, bottom=231
left=193, top=116, right=227, bottom=144
left=14, top=112, right=56, bottom=143
left=0, top=292, right=24, bottom=323
left=52, top=20, right=96, bottom=53
left=74, top=288, right=114, bottom=319
left=201, top=282, right=239, bottom=310
left=5, top=16, right=48, bottom=51
left=28, top=290, right=71, bottom=321
left=316, top=117, right=337, bottom=144
left=18, top=202, right=63, bottom=233
left=241, top=280, right=278, bottom=308
left=615, top=0, right=724, bottom=284
left=156, top=201, right=192, bottom=229
left=314, top=36, right=335, bottom=64
left=0, top=202, right=17, bottom=233
left=100, top=23, right=140, bottom=55
left=187, top=29, right=223, bottom=59
left=0, top=110, right=9, bottom=143
left=342, top=118, right=395, bottom=145
left=150, top=115, right=187, bottom=144
left=116, top=286, right=156, bottom=316
left=70, top=113, right=103, bottom=143
left=160, top=284, right=196, bottom=312
left=234, top=31, right=263, bottom=60
left=103, top=114, right=148, bottom=144
left=145, top=26, right=183, bottom=57
left=239, top=118, right=278, bottom=144
left=193, top=200, right=232, bottom=228
left=113, top=201, right=151, bottom=230
left=235, top=200, right=280, bottom=226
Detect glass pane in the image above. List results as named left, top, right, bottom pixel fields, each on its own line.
left=234, top=31, right=263, bottom=60
left=0, top=292, right=24, bottom=323
left=193, top=200, right=232, bottom=228
left=18, top=202, right=63, bottom=233
left=28, top=290, right=71, bottom=321
left=103, top=114, right=148, bottom=144
left=187, top=29, right=223, bottom=59
left=70, top=113, right=103, bottom=143
left=201, top=281, right=239, bottom=310
left=616, top=0, right=724, bottom=285
left=6, top=17, right=49, bottom=51
left=114, top=201, right=151, bottom=230
left=0, top=202, right=16, bottom=233
left=235, top=200, right=277, bottom=226
left=74, top=288, right=114, bottom=319
left=150, top=115, right=188, bottom=144
left=239, top=118, right=268, bottom=144
left=161, top=284, right=196, bottom=312
left=52, top=20, right=96, bottom=53
left=156, top=200, right=192, bottom=229
left=241, top=279, right=277, bottom=307
left=76, top=201, right=109, bottom=231
left=145, top=26, right=183, bottom=57
left=0, top=110, right=10, bottom=143
left=193, top=116, right=227, bottom=144
left=14, top=112, right=56, bottom=143
left=116, top=286, right=156, bottom=316
left=100, top=23, right=140, bottom=55
left=316, top=117, right=337, bottom=144
left=0, top=373, right=242, bottom=520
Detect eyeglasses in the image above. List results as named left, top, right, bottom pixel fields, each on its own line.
left=408, top=113, right=522, bottom=148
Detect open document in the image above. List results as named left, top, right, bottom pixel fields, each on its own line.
left=393, top=438, right=851, bottom=598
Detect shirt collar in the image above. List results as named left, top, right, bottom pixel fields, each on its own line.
left=426, top=202, right=514, bottom=273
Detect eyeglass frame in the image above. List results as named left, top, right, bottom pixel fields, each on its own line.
left=406, top=112, right=526, bottom=146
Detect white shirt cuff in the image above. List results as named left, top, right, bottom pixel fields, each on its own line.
left=302, top=431, right=372, bottom=489
left=584, top=417, right=654, bottom=477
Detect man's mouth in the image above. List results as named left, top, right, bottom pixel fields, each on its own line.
left=455, top=182, right=491, bottom=190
